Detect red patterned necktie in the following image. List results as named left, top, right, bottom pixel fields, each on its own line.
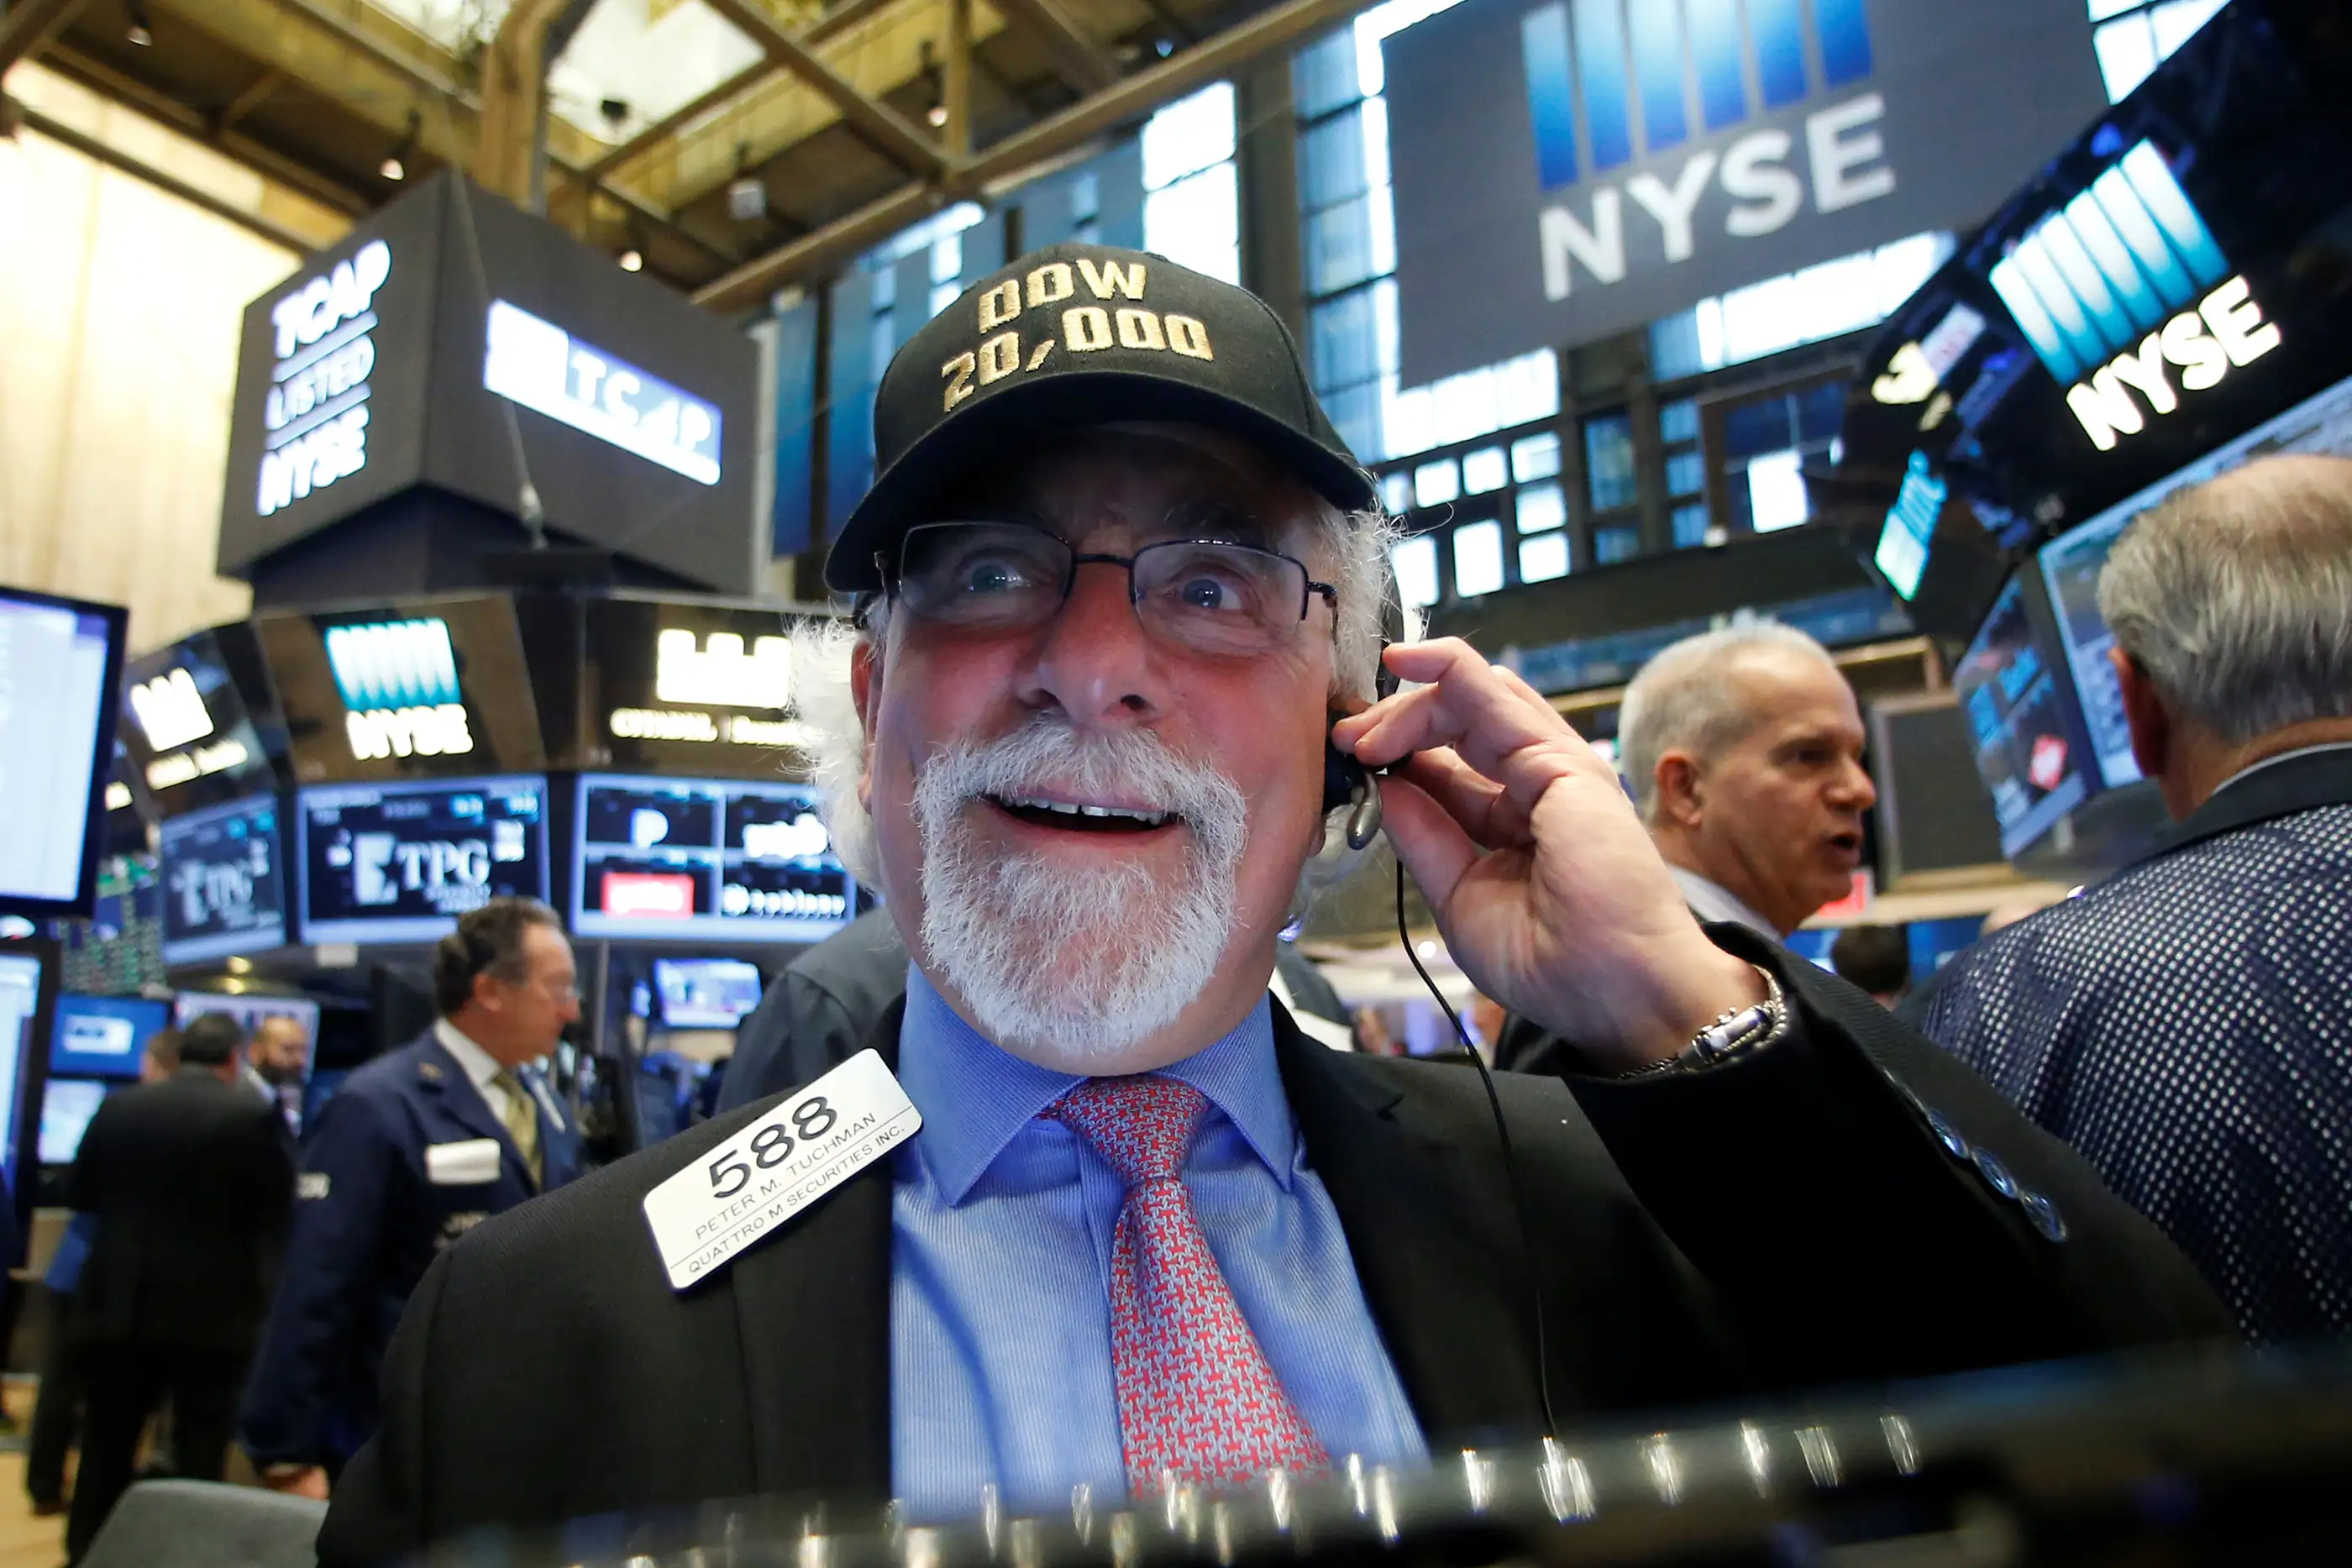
left=1048, top=1074, right=1331, bottom=1497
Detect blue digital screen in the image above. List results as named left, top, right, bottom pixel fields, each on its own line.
left=39, top=1078, right=114, bottom=1165
left=50, top=994, right=171, bottom=1080
left=159, top=793, right=287, bottom=965
left=298, top=775, right=549, bottom=945
left=652, top=957, right=765, bottom=1030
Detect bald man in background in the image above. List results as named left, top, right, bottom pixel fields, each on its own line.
left=1921, top=454, right=2352, bottom=1345
left=1615, top=624, right=1877, bottom=939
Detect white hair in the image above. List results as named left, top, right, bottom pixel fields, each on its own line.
left=790, top=504, right=1404, bottom=910
left=1617, top=621, right=1838, bottom=821
left=2097, top=453, right=2352, bottom=748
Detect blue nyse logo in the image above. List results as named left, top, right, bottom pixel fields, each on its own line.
left=1516, top=0, right=1895, bottom=303
left=1521, top=0, right=1873, bottom=189
left=1989, top=141, right=2281, bottom=450
left=324, top=618, right=474, bottom=762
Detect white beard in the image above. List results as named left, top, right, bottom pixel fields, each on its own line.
left=912, top=718, right=1251, bottom=1066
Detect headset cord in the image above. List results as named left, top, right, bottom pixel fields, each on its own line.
left=1398, top=859, right=1562, bottom=1441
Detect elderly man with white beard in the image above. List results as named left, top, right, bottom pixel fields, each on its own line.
left=318, top=246, right=2228, bottom=1565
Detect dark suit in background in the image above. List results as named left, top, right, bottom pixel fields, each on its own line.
left=321, top=934, right=2227, bottom=1564
left=720, top=907, right=1357, bottom=1109
left=1919, top=746, right=2352, bottom=1344
left=65, top=1067, right=293, bottom=1558
left=238, top=1030, right=584, bottom=1479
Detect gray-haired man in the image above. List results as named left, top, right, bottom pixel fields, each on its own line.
left=1920, top=453, right=2352, bottom=1345
left=1615, top=623, right=1877, bottom=938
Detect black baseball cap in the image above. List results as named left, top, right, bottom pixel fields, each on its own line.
left=824, top=243, right=1377, bottom=593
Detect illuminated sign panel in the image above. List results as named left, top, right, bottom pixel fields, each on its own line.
left=299, top=776, right=549, bottom=944
left=257, top=239, right=390, bottom=518
left=158, top=793, right=287, bottom=964
left=571, top=774, right=854, bottom=943
left=482, top=300, right=722, bottom=485
left=324, top=618, right=473, bottom=762
left=1383, top=0, right=2105, bottom=382
left=1987, top=142, right=2280, bottom=451
left=1873, top=450, right=1947, bottom=600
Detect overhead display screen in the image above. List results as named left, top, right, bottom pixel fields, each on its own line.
left=2037, top=370, right=2352, bottom=792
left=255, top=596, right=545, bottom=784
left=174, top=991, right=321, bottom=1056
left=1955, top=576, right=2091, bottom=858
left=119, top=629, right=280, bottom=814
left=483, top=301, right=722, bottom=485
left=50, top=994, right=170, bottom=1080
left=0, top=589, right=126, bottom=919
left=571, top=774, right=853, bottom=944
left=299, top=775, right=549, bottom=944
left=158, top=794, right=288, bottom=965
left=652, top=957, right=764, bottom=1028
left=577, top=598, right=820, bottom=779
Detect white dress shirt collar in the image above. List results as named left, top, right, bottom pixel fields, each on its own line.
left=433, top=1018, right=513, bottom=1125
left=1667, top=863, right=1781, bottom=939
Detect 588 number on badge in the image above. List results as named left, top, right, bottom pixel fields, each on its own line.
left=707, top=1097, right=839, bottom=1198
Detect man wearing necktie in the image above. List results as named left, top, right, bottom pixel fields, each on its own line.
left=323, top=246, right=2226, bottom=1560
left=241, top=899, right=582, bottom=1503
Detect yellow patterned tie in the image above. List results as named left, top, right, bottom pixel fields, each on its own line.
left=493, top=1069, right=543, bottom=1189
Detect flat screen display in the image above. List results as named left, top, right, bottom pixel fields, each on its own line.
left=0, top=589, right=126, bottom=918
left=0, top=952, right=47, bottom=1191
left=651, top=957, right=765, bottom=1029
left=571, top=774, right=853, bottom=943
left=2037, top=370, right=2352, bottom=789
left=1956, top=576, right=2091, bottom=857
left=173, top=991, right=322, bottom=1067
left=50, top=994, right=170, bottom=1080
left=298, top=775, right=549, bottom=944
left=39, top=1078, right=113, bottom=1166
left=159, top=794, right=287, bottom=965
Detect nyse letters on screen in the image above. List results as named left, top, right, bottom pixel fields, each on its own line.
left=1540, top=92, right=1895, bottom=302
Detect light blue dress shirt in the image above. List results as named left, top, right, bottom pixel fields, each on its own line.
left=890, top=968, right=1427, bottom=1522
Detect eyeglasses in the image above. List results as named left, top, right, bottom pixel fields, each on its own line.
left=882, top=522, right=1337, bottom=658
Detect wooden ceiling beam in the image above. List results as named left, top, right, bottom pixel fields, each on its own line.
left=698, top=0, right=946, bottom=178
left=989, top=0, right=1122, bottom=94
left=0, top=0, right=94, bottom=75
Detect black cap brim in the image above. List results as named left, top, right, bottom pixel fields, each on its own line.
left=823, top=368, right=1378, bottom=594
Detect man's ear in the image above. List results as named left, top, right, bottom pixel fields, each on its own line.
left=851, top=637, right=882, bottom=811
left=1654, top=751, right=1704, bottom=828
left=2111, top=645, right=2169, bottom=783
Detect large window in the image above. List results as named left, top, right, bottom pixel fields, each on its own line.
left=1142, top=83, right=1240, bottom=283
left=1294, top=7, right=1556, bottom=473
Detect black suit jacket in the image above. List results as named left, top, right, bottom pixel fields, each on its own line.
left=67, top=1067, right=296, bottom=1353
left=322, top=936, right=2226, bottom=1563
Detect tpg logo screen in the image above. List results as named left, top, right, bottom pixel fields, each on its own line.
left=1383, top=0, right=2108, bottom=384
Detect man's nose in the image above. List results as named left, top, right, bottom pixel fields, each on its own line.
left=1024, top=560, right=1164, bottom=726
left=1830, top=754, right=1878, bottom=810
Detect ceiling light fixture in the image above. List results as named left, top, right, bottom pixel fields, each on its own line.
left=920, top=39, right=948, bottom=134
left=726, top=143, right=767, bottom=222
left=124, top=0, right=154, bottom=46
left=381, top=109, right=420, bottom=182
left=619, top=248, right=644, bottom=272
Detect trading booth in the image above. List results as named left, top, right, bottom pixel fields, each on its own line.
left=56, top=169, right=861, bottom=1181
left=1836, top=0, right=2352, bottom=880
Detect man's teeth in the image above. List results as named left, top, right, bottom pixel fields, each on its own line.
left=999, top=795, right=1173, bottom=827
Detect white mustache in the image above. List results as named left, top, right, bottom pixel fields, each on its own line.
left=915, top=719, right=1249, bottom=861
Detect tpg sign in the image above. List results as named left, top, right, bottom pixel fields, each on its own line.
left=1384, top=0, right=2108, bottom=385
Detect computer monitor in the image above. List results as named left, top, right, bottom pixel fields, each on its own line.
left=0, top=947, right=55, bottom=1195
left=651, top=957, right=765, bottom=1029
left=158, top=793, right=288, bottom=965
left=2037, top=369, right=2352, bottom=791
left=38, top=1078, right=112, bottom=1167
left=0, top=588, right=128, bottom=920
left=50, top=994, right=170, bottom=1080
left=297, top=775, right=550, bottom=944
left=571, top=774, right=854, bottom=944
left=1955, top=574, right=2096, bottom=859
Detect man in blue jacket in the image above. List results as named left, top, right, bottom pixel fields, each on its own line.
left=237, top=898, right=583, bottom=1498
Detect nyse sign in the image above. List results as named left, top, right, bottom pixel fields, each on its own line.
left=257, top=239, right=390, bottom=517
left=1383, top=0, right=2106, bottom=383
left=324, top=617, right=475, bottom=762
left=607, top=627, right=805, bottom=749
